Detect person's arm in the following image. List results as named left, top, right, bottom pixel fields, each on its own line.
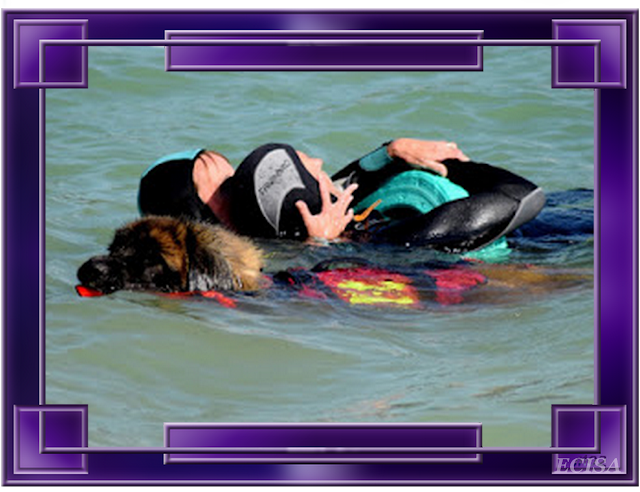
left=386, top=138, right=470, bottom=176
left=332, top=138, right=469, bottom=205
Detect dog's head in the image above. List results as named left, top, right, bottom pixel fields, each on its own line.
left=77, top=216, right=264, bottom=295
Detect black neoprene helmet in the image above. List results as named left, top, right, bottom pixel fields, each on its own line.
left=226, top=143, right=322, bottom=240
left=137, top=154, right=218, bottom=223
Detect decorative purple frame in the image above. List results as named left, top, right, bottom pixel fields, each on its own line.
left=3, top=9, right=637, bottom=485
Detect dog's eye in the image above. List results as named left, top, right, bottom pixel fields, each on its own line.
left=109, top=229, right=154, bottom=258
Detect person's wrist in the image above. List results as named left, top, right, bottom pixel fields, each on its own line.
left=306, top=235, right=345, bottom=246
left=385, top=140, right=397, bottom=159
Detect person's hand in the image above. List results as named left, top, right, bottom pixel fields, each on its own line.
left=387, top=138, right=470, bottom=177
left=295, top=172, right=358, bottom=241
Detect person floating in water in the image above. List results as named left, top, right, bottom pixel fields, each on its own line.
left=138, top=138, right=545, bottom=254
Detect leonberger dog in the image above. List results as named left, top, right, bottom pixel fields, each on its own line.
left=77, top=216, right=264, bottom=295
left=77, top=216, right=589, bottom=305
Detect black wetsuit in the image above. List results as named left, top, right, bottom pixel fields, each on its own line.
left=332, top=145, right=546, bottom=253
left=188, top=142, right=546, bottom=250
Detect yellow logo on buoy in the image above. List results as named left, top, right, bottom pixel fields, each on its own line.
left=317, top=268, right=420, bottom=307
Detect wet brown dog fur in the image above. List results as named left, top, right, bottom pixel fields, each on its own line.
left=78, top=217, right=590, bottom=302
left=77, top=216, right=264, bottom=294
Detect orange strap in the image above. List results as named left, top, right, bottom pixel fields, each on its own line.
left=354, top=199, right=383, bottom=222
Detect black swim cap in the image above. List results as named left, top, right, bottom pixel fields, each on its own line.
left=227, top=143, right=321, bottom=239
left=138, top=154, right=218, bottom=223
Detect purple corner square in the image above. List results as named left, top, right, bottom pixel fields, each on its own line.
left=14, top=19, right=88, bottom=88
left=552, top=20, right=627, bottom=89
left=14, top=406, right=88, bottom=474
left=552, top=405, right=626, bottom=475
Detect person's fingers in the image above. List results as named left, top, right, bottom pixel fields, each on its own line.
left=343, top=208, right=354, bottom=225
left=344, top=183, right=358, bottom=196
left=338, top=194, right=355, bottom=216
left=295, top=200, right=312, bottom=223
left=338, top=184, right=358, bottom=208
left=448, top=144, right=470, bottom=162
left=440, top=141, right=470, bottom=162
left=423, top=160, right=448, bottom=177
left=453, top=148, right=470, bottom=162
left=318, top=172, right=332, bottom=209
left=327, top=180, right=344, bottom=197
left=328, top=183, right=354, bottom=232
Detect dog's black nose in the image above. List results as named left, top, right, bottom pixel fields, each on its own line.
left=77, top=256, right=123, bottom=293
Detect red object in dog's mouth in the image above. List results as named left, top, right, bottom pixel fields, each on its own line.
left=74, top=284, right=237, bottom=308
left=198, top=291, right=237, bottom=308
left=75, top=285, right=105, bottom=297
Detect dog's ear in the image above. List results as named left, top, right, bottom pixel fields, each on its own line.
left=185, top=227, right=237, bottom=292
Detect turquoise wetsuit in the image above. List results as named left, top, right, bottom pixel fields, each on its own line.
left=138, top=144, right=545, bottom=259
left=140, top=148, right=204, bottom=182
left=332, top=144, right=545, bottom=258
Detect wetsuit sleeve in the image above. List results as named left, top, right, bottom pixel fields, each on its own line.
left=371, top=159, right=546, bottom=252
left=443, top=159, right=540, bottom=202
left=331, top=144, right=414, bottom=205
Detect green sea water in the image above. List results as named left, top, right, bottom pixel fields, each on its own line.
left=45, top=46, right=594, bottom=448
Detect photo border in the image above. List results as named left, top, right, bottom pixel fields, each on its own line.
left=3, top=9, right=637, bottom=485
